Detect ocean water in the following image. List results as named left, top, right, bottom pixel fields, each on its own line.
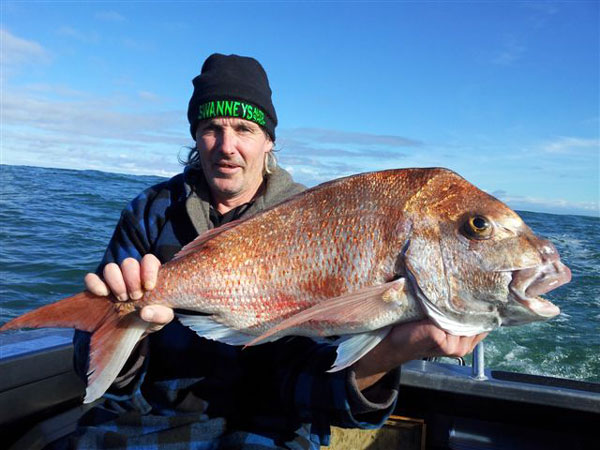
left=1, top=164, right=598, bottom=382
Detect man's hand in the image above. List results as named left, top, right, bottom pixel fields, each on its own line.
left=84, top=254, right=174, bottom=333
left=353, top=319, right=488, bottom=390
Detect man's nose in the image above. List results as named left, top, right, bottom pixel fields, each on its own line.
left=218, top=129, right=236, bottom=154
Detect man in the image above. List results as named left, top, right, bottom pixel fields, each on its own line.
left=74, top=54, right=485, bottom=448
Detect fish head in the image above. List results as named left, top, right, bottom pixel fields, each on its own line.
left=401, top=169, right=571, bottom=335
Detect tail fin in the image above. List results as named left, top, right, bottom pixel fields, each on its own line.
left=0, top=292, right=150, bottom=403
left=1, top=291, right=114, bottom=332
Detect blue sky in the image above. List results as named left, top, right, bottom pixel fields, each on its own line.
left=1, top=1, right=598, bottom=216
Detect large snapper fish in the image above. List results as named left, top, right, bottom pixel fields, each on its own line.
left=1, top=168, right=571, bottom=403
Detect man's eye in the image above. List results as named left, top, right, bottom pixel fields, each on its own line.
left=200, top=125, right=218, bottom=134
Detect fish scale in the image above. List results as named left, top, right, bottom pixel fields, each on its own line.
left=142, top=171, right=408, bottom=333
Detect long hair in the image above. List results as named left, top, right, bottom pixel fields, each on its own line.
left=180, top=146, right=202, bottom=169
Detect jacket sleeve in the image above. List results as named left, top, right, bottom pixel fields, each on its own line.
left=96, top=199, right=155, bottom=267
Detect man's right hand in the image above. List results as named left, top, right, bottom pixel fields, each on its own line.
left=84, top=254, right=174, bottom=333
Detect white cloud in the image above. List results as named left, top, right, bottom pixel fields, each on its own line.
left=0, top=29, right=189, bottom=175
left=492, top=35, right=526, bottom=66
left=95, top=11, right=126, bottom=22
left=282, top=127, right=422, bottom=147
left=138, top=91, right=162, bottom=102
left=0, top=28, right=50, bottom=67
left=0, top=28, right=594, bottom=217
left=276, top=127, right=422, bottom=186
left=121, top=38, right=151, bottom=51
left=1, top=83, right=190, bottom=175
left=542, top=136, right=600, bottom=155
left=520, top=1, right=559, bottom=16
left=1, top=125, right=185, bottom=177
left=20, top=82, right=90, bottom=99
left=520, top=1, right=559, bottom=29
left=492, top=190, right=598, bottom=217
left=56, top=26, right=100, bottom=44
left=2, top=89, right=183, bottom=141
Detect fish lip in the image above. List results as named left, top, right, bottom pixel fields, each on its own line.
left=508, top=261, right=571, bottom=317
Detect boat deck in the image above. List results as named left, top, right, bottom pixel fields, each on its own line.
left=1, top=329, right=598, bottom=449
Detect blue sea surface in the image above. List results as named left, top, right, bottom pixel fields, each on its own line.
left=0, top=164, right=598, bottom=382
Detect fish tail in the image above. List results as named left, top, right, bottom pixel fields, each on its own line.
left=0, top=291, right=114, bottom=332
left=0, top=292, right=150, bottom=403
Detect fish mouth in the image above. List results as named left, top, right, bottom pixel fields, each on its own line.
left=509, top=260, right=571, bottom=317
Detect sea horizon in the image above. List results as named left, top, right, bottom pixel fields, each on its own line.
left=2, top=163, right=597, bottom=219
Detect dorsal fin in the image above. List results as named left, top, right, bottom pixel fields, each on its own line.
left=172, top=219, right=244, bottom=261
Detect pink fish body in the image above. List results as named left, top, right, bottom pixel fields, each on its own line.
left=1, top=168, right=571, bottom=402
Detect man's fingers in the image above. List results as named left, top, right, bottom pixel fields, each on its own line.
left=84, top=273, right=109, bottom=297
left=103, top=263, right=128, bottom=301
left=444, top=333, right=489, bottom=358
left=121, top=258, right=143, bottom=300
left=88, top=254, right=165, bottom=337
left=140, top=254, right=161, bottom=291
left=444, top=333, right=462, bottom=355
left=139, top=306, right=173, bottom=337
left=140, top=305, right=174, bottom=325
left=409, top=322, right=489, bottom=358
left=92, top=254, right=160, bottom=304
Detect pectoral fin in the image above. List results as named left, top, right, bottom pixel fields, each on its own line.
left=246, top=279, right=412, bottom=347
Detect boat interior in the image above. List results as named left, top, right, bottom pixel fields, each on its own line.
left=1, top=329, right=598, bottom=449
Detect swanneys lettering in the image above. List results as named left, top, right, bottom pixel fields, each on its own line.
left=197, top=100, right=266, bottom=126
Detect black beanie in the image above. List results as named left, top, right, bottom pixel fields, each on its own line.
left=187, top=53, right=277, bottom=141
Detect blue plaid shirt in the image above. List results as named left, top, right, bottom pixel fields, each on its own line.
left=69, top=166, right=400, bottom=449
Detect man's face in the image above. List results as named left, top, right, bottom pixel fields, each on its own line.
left=195, top=117, right=273, bottom=207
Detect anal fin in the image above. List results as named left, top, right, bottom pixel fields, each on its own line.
left=177, top=313, right=256, bottom=346
left=328, top=327, right=391, bottom=372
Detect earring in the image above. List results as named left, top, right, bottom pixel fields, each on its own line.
left=264, top=152, right=277, bottom=175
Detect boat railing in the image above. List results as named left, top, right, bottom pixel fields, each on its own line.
left=471, top=342, right=487, bottom=380
left=425, top=342, right=488, bottom=379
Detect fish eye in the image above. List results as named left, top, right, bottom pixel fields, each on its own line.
left=462, top=215, right=493, bottom=240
